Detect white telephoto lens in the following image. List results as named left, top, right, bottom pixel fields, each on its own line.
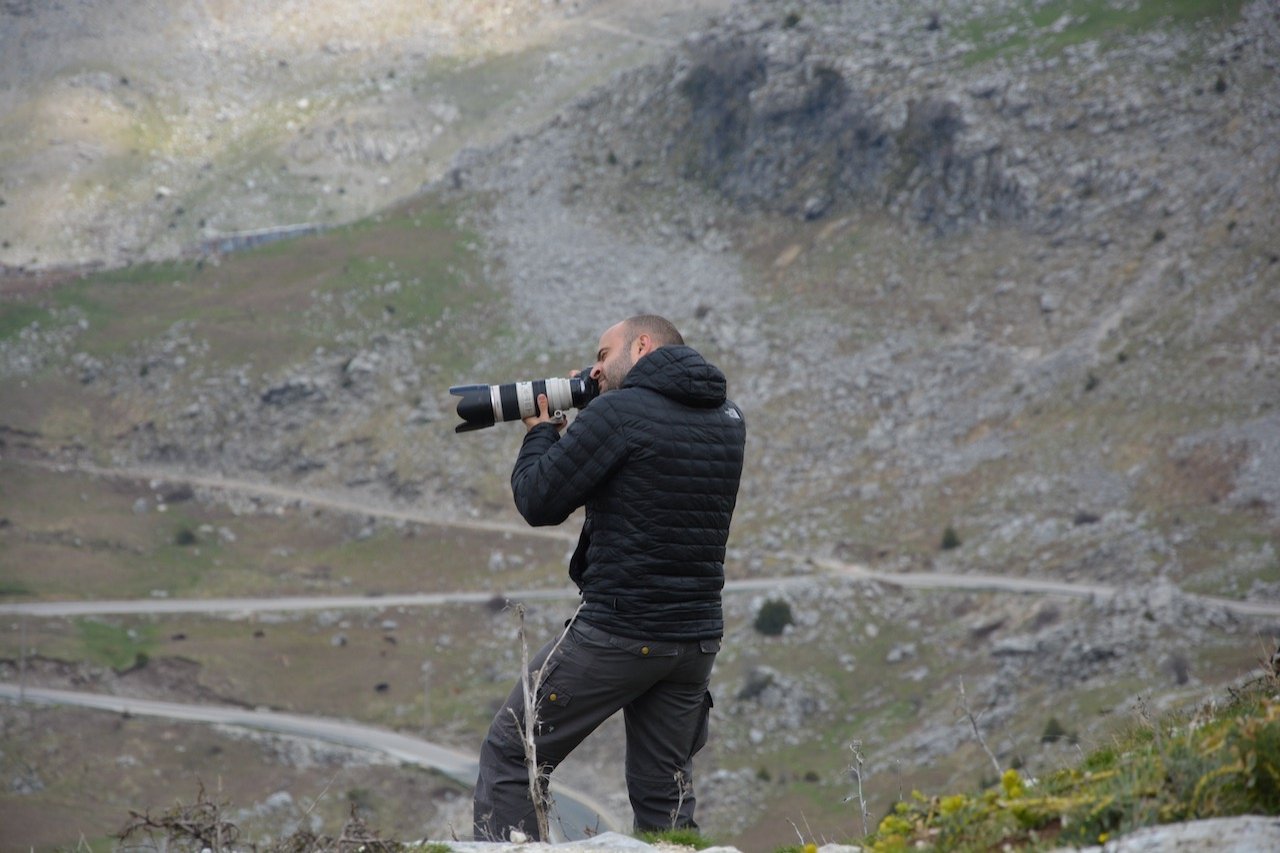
left=544, top=377, right=573, bottom=414
left=515, top=381, right=537, bottom=418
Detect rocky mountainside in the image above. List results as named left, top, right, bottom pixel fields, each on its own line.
left=2, top=0, right=1279, bottom=847
left=0, top=0, right=731, bottom=268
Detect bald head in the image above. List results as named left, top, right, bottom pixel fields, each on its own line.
left=591, top=314, right=684, bottom=394
left=621, top=314, right=684, bottom=349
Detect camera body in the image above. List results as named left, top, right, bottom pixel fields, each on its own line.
left=449, top=368, right=599, bottom=433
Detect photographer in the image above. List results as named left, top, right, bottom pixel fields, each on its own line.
left=472, top=314, right=746, bottom=841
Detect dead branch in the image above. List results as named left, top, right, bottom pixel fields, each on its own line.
left=958, top=676, right=1002, bottom=780
left=117, top=782, right=241, bottom=852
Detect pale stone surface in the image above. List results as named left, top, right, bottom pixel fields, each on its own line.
left=1068, top=816, right=1280, bottom=852
left=419, top=833, right=868, bottom=852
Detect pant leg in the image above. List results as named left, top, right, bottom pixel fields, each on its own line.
left=623, top=638, right=718, bottom=833
left=473, top=622, right=668, bottom=841
left=473, top=721, right=539, bottom=842
left=473, top=632, right=584, bottom=842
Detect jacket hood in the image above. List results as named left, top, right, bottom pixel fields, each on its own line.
left=622, top=344, right=727, bottom=408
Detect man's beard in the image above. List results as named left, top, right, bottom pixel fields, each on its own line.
left=602, top=352, right=633, bottom=392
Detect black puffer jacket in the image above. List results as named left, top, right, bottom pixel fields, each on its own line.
left=511, top=345, right=746, bottom=640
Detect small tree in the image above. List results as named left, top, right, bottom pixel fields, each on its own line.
left=754, top=599, right=794, bottom=636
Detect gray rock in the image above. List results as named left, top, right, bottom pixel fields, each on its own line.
left=1072, top=816, right=1280, bottom=852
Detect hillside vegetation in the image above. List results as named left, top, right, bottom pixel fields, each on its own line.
left=1, top=0, right=1278, bottom=850
left=865, top=670, right=1280, bottom=850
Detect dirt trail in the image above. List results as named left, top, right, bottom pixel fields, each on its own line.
left=33, top=458, right=577, bottom=544
left=0, top=683, right=622, bottom=841
left=10, top=458, right=1280, bottom=620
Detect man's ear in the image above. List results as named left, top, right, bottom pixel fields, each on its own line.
left=634, top=333, right=652, bottom=357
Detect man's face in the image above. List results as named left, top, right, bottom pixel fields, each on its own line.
left=591, top=321, right=635, bottom=394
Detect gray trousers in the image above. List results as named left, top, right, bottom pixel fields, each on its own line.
left=472, top=620, right=718, bottom=841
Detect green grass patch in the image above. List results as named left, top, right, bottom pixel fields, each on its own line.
left=75, top=619, right=157, bottom=670
left=30, top=195, right=491, bottom=373
left=0, top=578, right=33, bottom=597
left=636, top=828, right=718, bottom=849
left=0, top=302, right=53, bottom=341
left=955, top=0, right=1248, bottom=66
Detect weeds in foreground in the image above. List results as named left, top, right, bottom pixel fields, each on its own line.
left=118, top=784, right=433, bottom=852
left=636, top=827, right=717, bottom=849
left=117, top=781, right=418, bottom=853
left=863, top=673, right=1280, bottom=851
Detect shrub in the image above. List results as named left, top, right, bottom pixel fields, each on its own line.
left=77, top=619, right=156, bottom=670
left=940, top=526, right=962, bottom=550
left=1042, top=716, right=1070, bottom=743
left=345, top=787, right=374, bottom=814
left=754, top=599, right=794, bottom=635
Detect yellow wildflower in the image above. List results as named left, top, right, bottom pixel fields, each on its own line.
left=1001, top=768, right=1025, bottom=799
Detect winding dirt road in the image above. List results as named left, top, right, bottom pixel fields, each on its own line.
left=0, top=682, right=620, bottom=841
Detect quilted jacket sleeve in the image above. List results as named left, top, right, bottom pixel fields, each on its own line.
left=510, top=400, right=629, bottom=526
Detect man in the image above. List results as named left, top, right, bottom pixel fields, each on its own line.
left=472, top=314, right=747, bottom=841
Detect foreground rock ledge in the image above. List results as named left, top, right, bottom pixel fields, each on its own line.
left=433, top=816, right=1280, bottom=852
left=1077, top=815, right=1280, bottom=852
left=435, top=832, right=859, bottom=852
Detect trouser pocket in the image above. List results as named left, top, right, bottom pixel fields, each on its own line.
left=690, top=690, right=714, bottom=759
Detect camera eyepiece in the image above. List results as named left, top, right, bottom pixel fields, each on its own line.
left=449, top=368, right=599, bottom=433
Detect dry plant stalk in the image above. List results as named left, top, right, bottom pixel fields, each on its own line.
left=844, top=739, right=870, bottom=838
left=1135, top=694, right=1164, bottom=755
left=670, top=768, right=691, bottom=829
left=509, top=601, right=584, bottom=841
left=958, top=676, right=1002, bottom=780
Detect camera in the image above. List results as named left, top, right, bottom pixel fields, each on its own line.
left=449, top=368, right=599, bottom=433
